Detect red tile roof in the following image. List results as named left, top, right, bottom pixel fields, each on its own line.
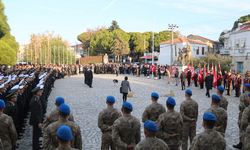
left=160, top=37, right=207, bottom=45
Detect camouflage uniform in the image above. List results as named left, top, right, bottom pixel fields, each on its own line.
left=190, top=129, right=226, bottom=150
left=98, top=106, right=121, bottom=150
left=238, top=91, right=250, bottom=142
left=243, top=125, right=250, bottom=150
left=112, top=114, right=141, bottom=150
left=135, top=137, right=169, bottom=150
left=180, top=97, right=198, bottom=150
left=55, top=145, right=79, bottom=150
left=219, top=96, right=228, bottom=110
left=142, top=102, right=166, bottom=122
left=156, top=111, right=183, bottom=150
left=0, top=112, right=17, bottom=150
left=206, top=106, right=227, bottom=134
left=43, top=108, right=75, bottom=129
left=43, top=118, right=82, bottom=150
left=241, top=105, right=250, bottom=149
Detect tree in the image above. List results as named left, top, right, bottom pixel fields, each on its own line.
left=89, top=28, right=113, bottom=55
left=0, top=0, right=18, bottom=65
left=24, top=33, right=75, bottom=65
left=111, top=29, right=130, bottom=62
left=109, top=20, right=120, bottom=31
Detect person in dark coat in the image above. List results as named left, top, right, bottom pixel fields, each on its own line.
left=29, top=86, right=44, bottom=150
left=205, top=72, right=213, bottom=98
left=4, top=91, right=18, bottom=130
left=121, top=76, right=131, bottom=102
left=193, top=72, right=198, bottom=87
left=187, top=70, right=192, bottom=87
left=86, top=67, right=93, bottom=88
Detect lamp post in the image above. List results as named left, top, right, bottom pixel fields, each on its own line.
left=168, top=24, right=178, bottom=65
left=152, top=31, right=154, bottom=79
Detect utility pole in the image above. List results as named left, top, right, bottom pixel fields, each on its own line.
left=152, top=31, right=154, bottom=79
left=168, top=24, right=178, bottom=65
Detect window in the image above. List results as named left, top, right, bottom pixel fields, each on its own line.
left=202, top=47, right=205, bottom=55
left=196, top=48, right=199, bottom=55
left=237, top=62, right=243, bottom=73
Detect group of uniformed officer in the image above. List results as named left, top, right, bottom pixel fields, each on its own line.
left=98, top=83, right=250, bottom=150
left=0, top=64, right=72, bottom=149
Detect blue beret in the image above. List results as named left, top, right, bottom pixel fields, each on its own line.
left=144, top=120, right=158, bottom=132
left=122, top=102, right=133, bottom=111
left=106, top=96, right=115, bottom=103
left=203, top=112, right=217, bottom=121
left=217, top=86, right=224, bottom=92
left=185, top=89, right=192, bottom=95
left=166, top=97, right=176, bottom=106
left=212, top=94, right=221, bottom=102
left=56, top=125, right=73, bottom=141
left=244, top=83, right=250, bottom=88
left=151, top=92, right=159, bottom=99
left=59, top=104, right=70, bottom=115
left=0, top=99, right=5, bottom=109
left=55, top=97, right=65, bottom=106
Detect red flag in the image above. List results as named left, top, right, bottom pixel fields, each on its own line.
left=198, top=68, right=203, bottom=82
left=211, top=63, right=214, bottom=75
left=188, top=64, right=190, bottom=69
left=213, top=65, right=217, bottom=88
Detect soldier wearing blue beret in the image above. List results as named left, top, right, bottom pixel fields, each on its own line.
left=142, top=92, right=166, bottom=122
left=0, top=99, right=17, bottom=150
left=98, top=96, right=121, bottom=150
left=217, top=86, right=228, bottom=110
left=206, top=94, right=227, bottom=135
left=135, top=120, right=169, bottom=150
left=112, top=101, right=140, bottom=150
left=190, top=112, right=226, bottom=150
left=180, top=89, right=198, bottom=150
left=157, top=97, right=183, bottom=150
left=43, top=104, right=82, bottom=150
left=55, top=125, right=77, bottom=150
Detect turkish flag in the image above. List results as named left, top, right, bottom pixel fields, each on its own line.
left=213, top=65, right=217, bottom=88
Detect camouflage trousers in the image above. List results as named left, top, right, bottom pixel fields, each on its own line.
left=182, top=122, right=196, bottom=150
left=101, top=132, right=115, bottom=150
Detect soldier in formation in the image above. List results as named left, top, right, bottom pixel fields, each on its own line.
left=142, top=92, right=166, bottom=122
left=190, top=112, right=226, bottom=150
left=0, top=99, right=17, bottom=150
left=217, top=86, right=228, bottom=110
left=157, top=97, right=183, bottom=150
left=43, top=96, right=74, bottom=129
left=180, top=89, right=198, bottom=150
left=112, top=102, right=141, bottom=150
left=135, top=120, right=169, bottom=150
left=55, top=125, right=79, bottom=150
left=234, top=83, right=250, bottom=149
left=98, top=96, right=121, bottom=150
left=43, top=104, right=82, bottom=150
left=206, top=94, right=228, bottom=135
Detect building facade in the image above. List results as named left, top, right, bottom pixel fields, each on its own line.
left=221, top=22, right=250, bottom=73
left=159, top=37, right=208, bottom=65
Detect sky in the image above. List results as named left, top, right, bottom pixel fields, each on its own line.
left=3, top=0, right=250, bottom=45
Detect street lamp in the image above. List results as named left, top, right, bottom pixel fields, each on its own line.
left=168, top=24, right=178, bottom=65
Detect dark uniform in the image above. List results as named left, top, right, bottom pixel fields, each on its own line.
left=29, top=93, right=43, bottom=150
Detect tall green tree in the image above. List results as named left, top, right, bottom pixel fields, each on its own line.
left=109, top=20, right=120, bottom=31
left=111, top=29, right=130, bottom=62
left=0, top=0, right=18, bottom=65
left=24, top=33, right=75, bottom=65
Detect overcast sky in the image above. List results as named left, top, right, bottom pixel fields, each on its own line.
left=3, top=0, right=250, bottom=45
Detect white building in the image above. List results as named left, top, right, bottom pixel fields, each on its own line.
left=221, top=22, right=250, bottom=73
left=159, top=37, right=208, bottom=65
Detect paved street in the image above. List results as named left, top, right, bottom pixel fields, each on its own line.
left=18, top=74, right=240, bottom=150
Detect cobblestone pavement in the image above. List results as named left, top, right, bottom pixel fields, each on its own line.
left=18, top=74, right=240, bottom=150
